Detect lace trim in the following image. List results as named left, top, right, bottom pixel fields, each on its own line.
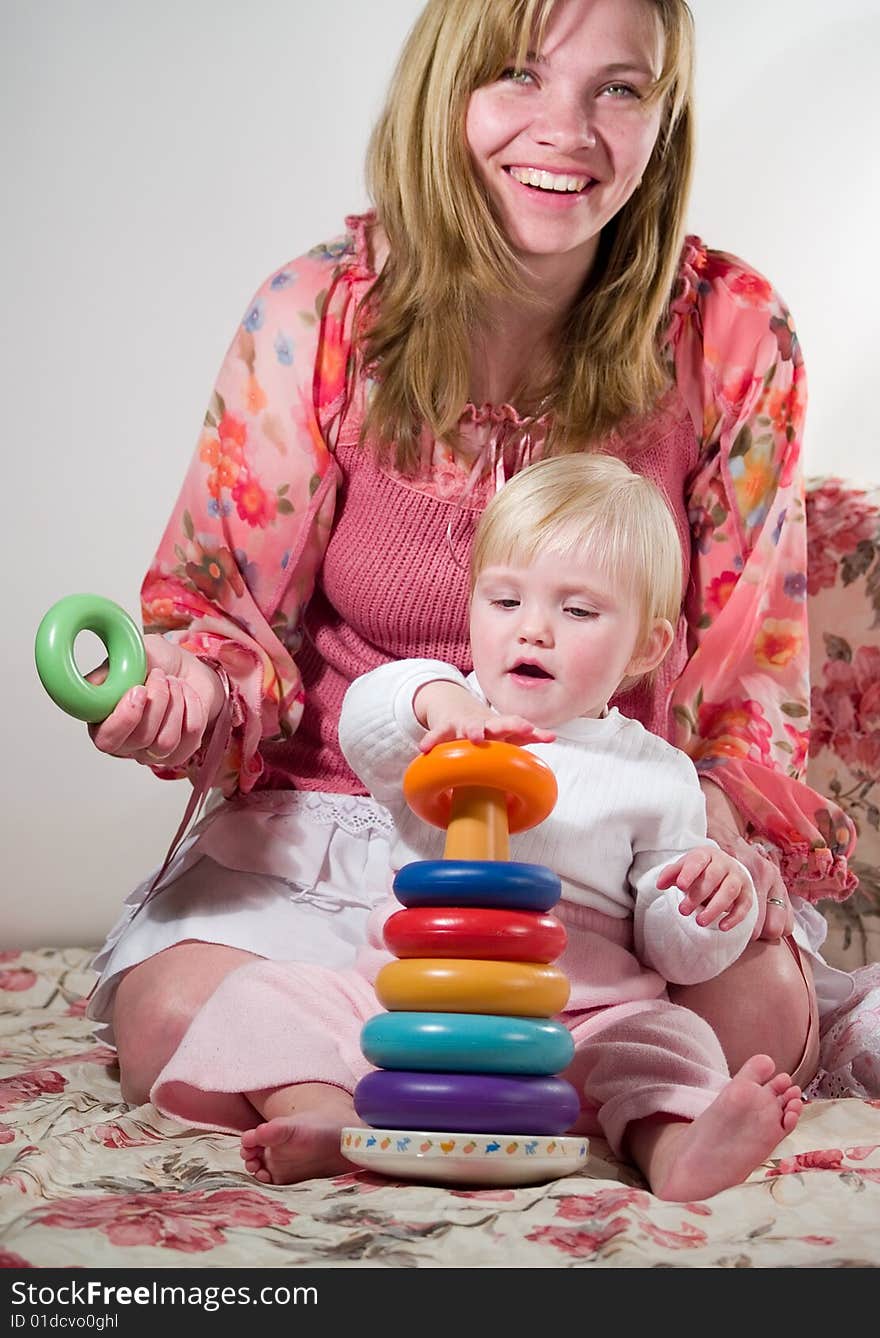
left=227, top=789, right=395, bottom=839
left=378, top=415, right=549, bottom=506
left=458, top=399, right=552, bottom=430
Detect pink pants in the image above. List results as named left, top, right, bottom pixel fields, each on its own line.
left=151, top=904, right=731, bottom=1155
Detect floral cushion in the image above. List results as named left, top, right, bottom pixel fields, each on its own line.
left=806, top=477, right=880, bottom=969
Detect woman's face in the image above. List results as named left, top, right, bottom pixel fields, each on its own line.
left=465, top=0, right=665, bottom=289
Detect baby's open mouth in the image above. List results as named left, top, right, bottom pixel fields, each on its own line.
left=510, top=663, right=553, bottom=679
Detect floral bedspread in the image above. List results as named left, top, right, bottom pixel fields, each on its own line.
left=1, top=947, right=879, bottom=1269
left=3, top=476, right=880, bottom=1270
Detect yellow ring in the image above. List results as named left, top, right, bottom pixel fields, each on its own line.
left=403, top=740, right=557, bottom=834
left=375, top=957, right=569, bottom=1017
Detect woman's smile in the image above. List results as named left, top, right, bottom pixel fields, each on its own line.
left=502, top=164, right=598, bottom=210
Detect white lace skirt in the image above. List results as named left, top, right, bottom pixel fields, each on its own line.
left=88, top=791, right=395, bottom=1043
left=88, top=789, right=855, bottom=1046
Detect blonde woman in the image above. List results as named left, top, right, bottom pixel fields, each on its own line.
left=85, top=0, right=857, bottom=1120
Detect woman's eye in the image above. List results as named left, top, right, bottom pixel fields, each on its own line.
left=500, top=67, right=535, bottom=86
left=601, top=82, right=640, bottom=99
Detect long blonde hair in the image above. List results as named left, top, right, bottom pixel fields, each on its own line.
left=360, top=0, right=695, bottom=468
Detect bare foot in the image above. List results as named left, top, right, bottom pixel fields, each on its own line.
left=239, top=1087, right=360, bottom=1185
left=631, top=1054, right=802, bottom=1202
left=238, top=1086, right=358, bottom=1193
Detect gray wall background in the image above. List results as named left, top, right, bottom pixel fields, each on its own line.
left=5, top=0, right=878, bottom=946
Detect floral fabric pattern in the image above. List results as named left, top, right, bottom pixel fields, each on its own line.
left=806, top=477, right=880, bottom=971
left=139, top=215, right=854, bottom=903
left=668, top=245, right=854, bottom=899
left=1, top=949, right=879, bottom=1268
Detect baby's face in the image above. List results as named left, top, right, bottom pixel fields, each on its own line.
left=469, top=547, right=646, bottom=728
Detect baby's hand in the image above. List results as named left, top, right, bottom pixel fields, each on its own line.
left=87, top=635, right=225, bottom=770
left=656, top=845, right=754, bottom=931
left=420, top=711, right=556, bottom=753
left=414, top=681, right=554, bottom=753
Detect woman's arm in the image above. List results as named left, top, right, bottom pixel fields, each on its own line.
left=669, top=242, right=857, bottom=923
left=138, top=230, right=368, bottom=795
left=699, top=775, right=794, bottom=940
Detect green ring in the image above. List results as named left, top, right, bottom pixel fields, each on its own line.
left=35, top=594, right=148, bottom=723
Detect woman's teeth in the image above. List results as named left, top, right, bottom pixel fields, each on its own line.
left=507, top=167, right=589, bottom=193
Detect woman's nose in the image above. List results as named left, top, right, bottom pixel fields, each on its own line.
left=530, top=92, right=597, bottom=153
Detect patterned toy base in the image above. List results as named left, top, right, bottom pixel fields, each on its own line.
left=340, top=1126, right=589, bottom=1187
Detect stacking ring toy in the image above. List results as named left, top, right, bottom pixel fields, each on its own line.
left=361, top=1012, right=575, bottom=1074
left=375, top=957, right=570, bottom=1016
left=344, top=737, right=588, bottom=1186
left=35, top=594, right=147, bottom=723
left=354, top=1070, right=580, bottom=1135
left=393, top=859, right=562, bottom=911
left=384, top=907, right=567, bottom=963
left=404, top=739, right=557, bottom=859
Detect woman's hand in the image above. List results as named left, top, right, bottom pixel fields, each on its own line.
left=711, top=834, right=794, bottom=942
left=413, top=680, right=555, bottom=753
left=87, top=635, right=225, bottom=770
left=699, top=778, right=794, bottom=942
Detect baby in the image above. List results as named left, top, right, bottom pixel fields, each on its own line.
left=155, top=454, right=802, bottom=1198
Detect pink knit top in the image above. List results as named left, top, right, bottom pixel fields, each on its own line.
left=140, top=213, right=857, bottom=897
left=263, top=386, right=697, bottom=795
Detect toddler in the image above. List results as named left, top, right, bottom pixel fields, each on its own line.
left=152, top=455, right=802, bottom=1200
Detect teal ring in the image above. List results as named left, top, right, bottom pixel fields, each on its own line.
left=361, top=1012, right=574, bottom=1075
left=35, top=594, right=147, bottom=723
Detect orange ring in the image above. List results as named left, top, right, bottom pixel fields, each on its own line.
left=375, top=958, right=570, bottom=1017
left=403, top=740, right=557, bottom=834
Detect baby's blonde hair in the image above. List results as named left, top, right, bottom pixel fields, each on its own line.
left=470, top=454, right=683, bottom=648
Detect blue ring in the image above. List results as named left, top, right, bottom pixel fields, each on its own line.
left=393, top=860, right=561, bottom=911
left=361, top=1012, right=574, bottom=1075
left=354, top=1070, right=579, bottom=1135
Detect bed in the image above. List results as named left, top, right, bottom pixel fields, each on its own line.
left=3, top=476, right=880, bottom=1270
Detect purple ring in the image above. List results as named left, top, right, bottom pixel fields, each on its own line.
left=354, top=1069, right=579, bottom=1135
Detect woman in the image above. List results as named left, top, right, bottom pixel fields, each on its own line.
left=86, top=0, right=856, bottom=1112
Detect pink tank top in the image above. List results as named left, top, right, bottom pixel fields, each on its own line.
left=257, top=376, right=699, bottom=795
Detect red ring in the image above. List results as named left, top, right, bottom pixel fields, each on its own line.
left=384, top=906, right=567, bottom=964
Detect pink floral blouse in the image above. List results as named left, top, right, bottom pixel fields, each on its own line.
left=141, top=213, right=856, bottom=902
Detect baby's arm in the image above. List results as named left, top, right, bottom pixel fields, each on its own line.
left=339, top=659, right=554, bottom=804
left=414, top=681, right=555, bottom=753
left=631, top=754, right=758, bottom=985
left=338, top=659, right=466, bottom=804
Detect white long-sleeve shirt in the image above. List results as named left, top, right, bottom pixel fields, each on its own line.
left=338, top=659, right=758, bottom=986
